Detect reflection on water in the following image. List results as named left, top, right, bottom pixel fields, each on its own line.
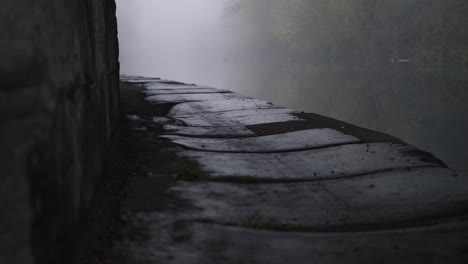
left=224, top=66, right=468, bottom=175
left=220, top=0, right=468, bottom=175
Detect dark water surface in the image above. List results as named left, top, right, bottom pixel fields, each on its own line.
left=224, top=66, right=468, bottom=175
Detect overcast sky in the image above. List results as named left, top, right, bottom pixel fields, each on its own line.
left=116, top=0, right=229, bottom=87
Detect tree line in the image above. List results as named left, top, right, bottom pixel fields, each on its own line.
left=225, top=0, right=468, bottom=73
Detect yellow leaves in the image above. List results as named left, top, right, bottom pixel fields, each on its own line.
left=270, top=5, right=297, bottom=44
left=225, top=0, right=375, bottom=57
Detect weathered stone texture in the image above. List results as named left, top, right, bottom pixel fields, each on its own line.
left=0, top=1, right=119, bottom=263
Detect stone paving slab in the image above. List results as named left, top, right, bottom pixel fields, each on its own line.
left=110, top=78, right=468, bottom=264
left=143, top=88, right=231, bottom=95
left=168, top=99, right=283, bottom=116
left=121, top=79, right=161, bottom=83
left=161, top=128, right=360, bottom=152
left=168, top=167, right=467, bottom=228
left=120, top=76, right=162, bottom=83
left=178, top=143, right=442, bottom=181
left=146, top=93, right=250, bottom=104
left=174, top=108, right=303, bottom=126
left=121, top=214, right=468, bottom=264
left=144, top=84, right=209, bottom=90
left=163, top=125, right=256, bottom=137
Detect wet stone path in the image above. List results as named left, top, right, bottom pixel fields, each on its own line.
left=98, top=76, right=468, bottom=263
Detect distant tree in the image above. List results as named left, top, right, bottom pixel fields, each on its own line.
left=225, top=0, right=468, bottom=71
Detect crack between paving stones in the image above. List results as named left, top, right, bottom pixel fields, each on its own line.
left=163, top=141, right=362, bottom=154
left=181, top=165, right=446, bottom=184
left=185, top=212, right=468, bottom=234
left=145, top=91, right=234, bottom=96
left=168, top=107, right=289, bottom=118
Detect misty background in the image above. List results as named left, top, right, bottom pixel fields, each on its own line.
left=116, top=0, right=468, bottom=175
left=116, top=0, right=228, bottom=87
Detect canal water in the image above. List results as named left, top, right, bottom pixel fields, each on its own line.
left=223, top=66, right=468, bottom=175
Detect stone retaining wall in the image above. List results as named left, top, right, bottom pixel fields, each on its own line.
left=0, top=1, right=119, bottom=263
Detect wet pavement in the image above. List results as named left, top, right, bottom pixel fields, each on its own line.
left=82, top=76, right=468, bottom=263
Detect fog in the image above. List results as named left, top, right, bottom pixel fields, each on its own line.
left=116, top=0, right=468, bottom=175
left=116, top=0, right=229, bottom=87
